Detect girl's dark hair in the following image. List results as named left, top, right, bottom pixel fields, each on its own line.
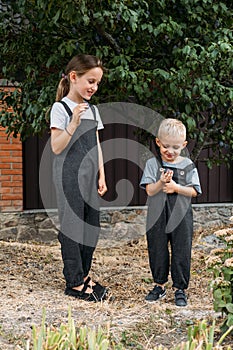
left=55, top=54, right=104, bottom=101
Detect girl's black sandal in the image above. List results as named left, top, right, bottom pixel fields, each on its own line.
left=65, top=283, right=99, bottom=302
left=84, top=276, right=108, bottom=300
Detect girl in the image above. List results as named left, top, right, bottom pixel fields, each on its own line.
left=50, top=54, right=107, bottom=302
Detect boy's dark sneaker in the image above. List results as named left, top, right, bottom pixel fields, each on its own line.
left=145, top=285, right=166, bottom=302
left=175, top=289, right=187, bottom=307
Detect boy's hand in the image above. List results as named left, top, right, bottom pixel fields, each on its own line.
left=163, top=179, right=177, bottom=194
left=160, top=169, right=173, bottom=184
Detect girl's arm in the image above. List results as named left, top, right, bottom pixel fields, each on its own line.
left=96, top=131, right=107, bottom=196
left=51, top=103, right=87, bottom=155
left=51, top=126, right=74, bottom=155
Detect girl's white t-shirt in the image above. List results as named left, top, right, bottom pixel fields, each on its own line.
left=50, top=96, right=104, bottom=131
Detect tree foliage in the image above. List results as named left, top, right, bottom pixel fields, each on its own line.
left=0, top=0, right=232, bottom=165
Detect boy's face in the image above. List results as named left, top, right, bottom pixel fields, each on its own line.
left=156, top=134, right=187, bottom=163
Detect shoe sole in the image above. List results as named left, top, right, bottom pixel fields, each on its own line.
left=65, top=289, right=99, bottom=302
left=175, top=302, right=187, bottom=307
left=145, top=293, right=166, bottom=302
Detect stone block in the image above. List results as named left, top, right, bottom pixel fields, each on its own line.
left=18, top=213, right=35, bottom=226
left=1, top=214, right=19, bottom=227
left=111, top=211, right=125, bottom=224
left=0, top=227, right=17, bottom=241
left=17, top=225, right=37, bottom=242
left=37, top=229, right=58, bottom=243
left=38, top=217, right=55, bottom=230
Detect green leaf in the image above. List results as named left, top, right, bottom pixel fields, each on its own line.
left=213, top=288, right=223, bottom=300
left=154, top=68, right=170, bottom=80
left=53, top=9, right=61, bottom=23
left=226, top=303, right=233, bottom=313
left=185, top=104, right=192, bottom=114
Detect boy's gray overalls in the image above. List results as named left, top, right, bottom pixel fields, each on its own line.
left=146, top=161, right=195, bottom=290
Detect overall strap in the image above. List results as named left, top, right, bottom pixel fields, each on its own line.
left=162, top=161, right=196, bottom=173
left=59, top=101, right=72, bottom=120
left=183, top=163, right=196, bottom=172
left=89, top=104, right=97, bottom=121
left=59, top=100, right=97, bottom=121
left=157, top=161, right=196, bottom=186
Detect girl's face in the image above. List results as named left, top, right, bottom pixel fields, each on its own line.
left=156, top=134, right=187, bottom=163
left=70, top=67, right=103, bottom=101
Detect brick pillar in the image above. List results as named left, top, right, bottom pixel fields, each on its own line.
left=0, top=127, right=23, bottom=211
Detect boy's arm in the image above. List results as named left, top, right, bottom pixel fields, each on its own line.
left=146, top=179, right=164, bottom=196
left=146, top=170, right=173, bottom=196
left=164, top=180, right=197, bottom=197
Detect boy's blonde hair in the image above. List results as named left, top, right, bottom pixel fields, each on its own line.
left=157, top=118, right=186, bottom=139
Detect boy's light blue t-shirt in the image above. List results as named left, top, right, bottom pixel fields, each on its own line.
left=140, top=156, right=202, bottom=195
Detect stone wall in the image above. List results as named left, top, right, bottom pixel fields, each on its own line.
left=0, top=204, right=232, bottom=244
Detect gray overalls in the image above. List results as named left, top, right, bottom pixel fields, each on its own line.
left=146, top=161, right=195, bottom=290
left=53, top=101, right=100, bottom=288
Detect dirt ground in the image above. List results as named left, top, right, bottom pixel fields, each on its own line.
left=0, top=227, right=232, bottom=349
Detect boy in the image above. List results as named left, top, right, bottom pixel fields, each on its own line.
left=140, top=118, right=202, bottom=306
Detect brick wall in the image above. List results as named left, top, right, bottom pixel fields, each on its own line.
left=0, top=127, right=23, bottom=211
left=0, top=82, right=23, bottom=211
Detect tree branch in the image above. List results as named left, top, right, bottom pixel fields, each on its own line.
left=96, top=26, right=121, bottom=54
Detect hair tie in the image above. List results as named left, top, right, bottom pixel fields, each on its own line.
left=62, top=73, right=68, bottom=80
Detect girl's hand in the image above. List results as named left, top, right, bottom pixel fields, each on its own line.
left=98, top=178, right=107, bottom=197
left=72, top=102, right=88, bottom=126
